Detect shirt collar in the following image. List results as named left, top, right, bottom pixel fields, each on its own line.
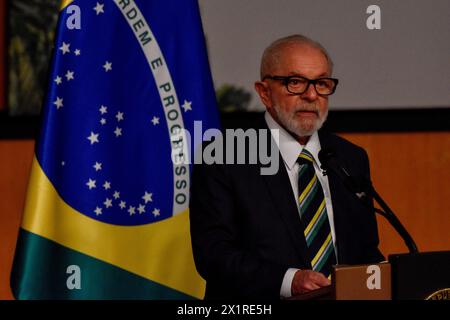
left=264, top=111, right=322, bottom=170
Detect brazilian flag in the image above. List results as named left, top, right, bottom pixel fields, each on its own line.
left=11, top=0, right=220, bottom=299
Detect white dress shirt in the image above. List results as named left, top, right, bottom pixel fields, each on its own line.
left=264, top=112, right=337, bottom=298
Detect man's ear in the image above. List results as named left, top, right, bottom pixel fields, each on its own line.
left=254, top=81, right=273, bottom=108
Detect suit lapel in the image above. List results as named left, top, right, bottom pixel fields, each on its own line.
left=261, top=151, right=312, bottom=265
left=324, top=167, right=348, bottom=264
left=256, top=114, right=312, bottom=265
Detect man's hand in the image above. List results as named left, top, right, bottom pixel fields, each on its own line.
left=291, top=270, right=331, bottom=296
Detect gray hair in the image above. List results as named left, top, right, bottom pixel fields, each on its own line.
left=260, top=34, right=334, bottom=79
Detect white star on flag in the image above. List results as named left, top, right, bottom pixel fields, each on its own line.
left=99, top=105, right=108, bottom=114
left=116, top=112, right=124, bottom=122
left=87, top=132, right=99, bottom=145
left=100, top=118, right=107, bottom=125
left=94, top=2, right=105, bottom=15
left=138, top=205, right=146, bottom=214
left=54, top=76, right=62, bottom=85
left=86, top=179, right=97, bottom=190
left=113, top=191, right=120, bottom=199
left=142, top=192, right=153, bottom=203
left=54, top=97, right=64, bottom=109
left=119, top=201, right=126, bottom=209
left=65, top=70, right=75, bottom=81
left=103, top=181, right=111, bottom=190
left=59, top=42, right=70, bottom=55
left=182, top=100, right=192, bottom=112
left=93, top=162, right=102, bottom=171
left=104, top=198, right=113, bottom=208
left=103, top=61, right=112, bottom=72
left=152, top=208, right=161, bottom=217
left=128, top=206, right=136, bottom=216
left=114, top=127, right=122, bottom=137
left=74, top=49, right=81, bottom=56
left=94, top=207, right=103, bottom=216
left=151, top=117, right=160, bottom=126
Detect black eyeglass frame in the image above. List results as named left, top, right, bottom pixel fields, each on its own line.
left=262, top=75, right=339, bottom=96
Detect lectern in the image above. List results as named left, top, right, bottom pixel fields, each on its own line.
left=290, top=250, right=450, bottom=300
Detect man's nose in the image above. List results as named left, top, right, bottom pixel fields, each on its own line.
left=301, top=83, right=319, bottom=101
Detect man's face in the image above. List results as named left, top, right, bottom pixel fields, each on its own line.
left=256, top=44, right=330, bottom=139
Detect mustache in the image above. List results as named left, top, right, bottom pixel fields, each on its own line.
left=293, top=105, right=320, bottom=115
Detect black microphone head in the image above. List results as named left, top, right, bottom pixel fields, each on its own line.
left=319, top=148, right=359, bottom=193
left=318, top=148, right=334, bottom=169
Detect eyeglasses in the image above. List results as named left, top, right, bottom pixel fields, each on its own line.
left=263, top=75, right=339, bottom=96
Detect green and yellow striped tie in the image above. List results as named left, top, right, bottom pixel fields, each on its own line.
left=298, top=149, right=336, bottom=277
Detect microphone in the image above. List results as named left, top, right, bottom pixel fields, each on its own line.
left=318, top=148, right=419, bottom=254
left=318, top=149, right=367, bottom=199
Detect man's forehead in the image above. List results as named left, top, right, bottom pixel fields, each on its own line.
left=278, top=43, right=327, bottom=61
left=274, top=46, right=330, bottom=75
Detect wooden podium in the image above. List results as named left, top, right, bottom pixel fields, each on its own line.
left=290, top=250, right=450, bottom=300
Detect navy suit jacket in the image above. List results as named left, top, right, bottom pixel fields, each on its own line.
left=189, top=117, right=384, bottom=300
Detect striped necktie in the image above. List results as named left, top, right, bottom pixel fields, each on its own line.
left=297, top=149, right=336, bottom=277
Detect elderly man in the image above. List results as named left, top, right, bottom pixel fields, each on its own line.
left=190, top=34, right=384, bottom=299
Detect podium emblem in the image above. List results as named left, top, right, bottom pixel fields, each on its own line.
left=426, top=288, right=450, bottom=300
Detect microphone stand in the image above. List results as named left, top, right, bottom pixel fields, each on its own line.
left=319, top=149, right=418, bottom=254
left=361, top=178, right=419, bottom=254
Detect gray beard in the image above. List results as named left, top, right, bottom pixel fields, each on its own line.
left=273, top=105, right=328, bottom=138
